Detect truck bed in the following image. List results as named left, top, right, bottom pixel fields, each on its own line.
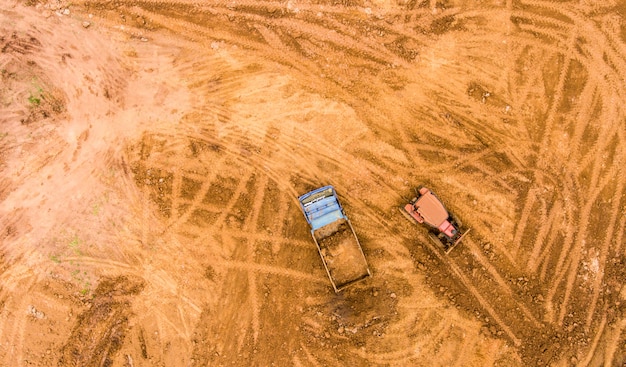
left=314, top=219, right=370, bottom=291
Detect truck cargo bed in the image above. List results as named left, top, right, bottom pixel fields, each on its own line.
left=315, top=219, right=370, bottom=290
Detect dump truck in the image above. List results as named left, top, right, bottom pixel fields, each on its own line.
left=401, top=186, right=470, bottom=253
left=298, top=185, right=371, bottom=292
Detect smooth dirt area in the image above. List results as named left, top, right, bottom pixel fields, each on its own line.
left=1, top=0, right=625, bottom=366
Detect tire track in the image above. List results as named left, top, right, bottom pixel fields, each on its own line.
left=185, top=172, right=256, bottom=255
left=0, top=260, right=48, bottom=366
left=535, top=31, right=575, bottom=161
left=500, top=3, right=626, bottom=339
left=408, top=320, right=449, bottom=358
left=122, top=1, right=406, bottom=73
left=59, top=1, right=626, bottom=365
left=521, top=0, right=626, bottom=102
left=542, top=176, right=576, bottom=283
left=300, top=343, right=325, bottom=367
left=464, top=237, right=542, bottom=328
left=578, top=311, right=608, bottom=367
left=556, top=165, right=620, bottom=326
left=85, top=0, right=438, bottom=160
left=13, top=295, right=36, bottom=367
left=585, top=168, right=624, bottom=329
left=601, top=317, right=626, bottom=367
left=169, top=166, right=183, bottom=221
left=565, top=79, right=599, bottom=169
left=511, top=187, right=536, bottom=258
left=241, top=13, right=405, bottom=67
left=221, top=261, right=327, bottom=284
left=244, top=174, right=268, bottom=344
left=526, top=200, right=561, bottom=273
left=415, top=235, right=522, bottom=346
left=554, top=103, right=623, bottom=323
left=119, top=4, right=318, bottom=79
left=514, top=21, right=568, bottom=44
left=511, top=10, right=573, bottom=32
left=507, top=43, right=551, bottom=117
left=450, top=329, right=477, bottom=367
left=614, top=202, right=626, bottom=256
left=354, top=346, right=416, bottom=365
left=100, top=6, right=428, bottom=196
left=130, top=121, right=386, bottom=246
left=61, top=256, right=134, bottom=270
left=151, top=308, right=190, bottom=340
left=181, top=127, right=408, bottom=227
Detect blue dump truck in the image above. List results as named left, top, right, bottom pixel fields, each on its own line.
left=298, top=185, right=371, bottom=292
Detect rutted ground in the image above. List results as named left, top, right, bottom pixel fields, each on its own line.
left=0, top=0, right=625, bottom=366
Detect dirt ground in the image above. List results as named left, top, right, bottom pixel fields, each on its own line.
left=1, top=0, right=625, bottom=365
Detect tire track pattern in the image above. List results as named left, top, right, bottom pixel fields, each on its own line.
left=121, top=47, right=508, bottom=365
left=81, top=0, right=626, bottom=365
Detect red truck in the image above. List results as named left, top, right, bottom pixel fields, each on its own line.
left=401, top=186, right=470, bottom=253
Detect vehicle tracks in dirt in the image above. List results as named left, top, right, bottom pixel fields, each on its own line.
left=3, top=0, right=626, bottom=365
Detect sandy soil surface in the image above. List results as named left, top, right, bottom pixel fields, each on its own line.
left=1, top=0, right=625, bottom=366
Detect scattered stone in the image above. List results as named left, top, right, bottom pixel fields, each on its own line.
left=82, top=21, right=90, bottom=28
left=27, top=305, right=45, bottom=319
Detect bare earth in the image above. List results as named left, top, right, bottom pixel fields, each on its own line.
left=0, top=0, right=625, bottom=366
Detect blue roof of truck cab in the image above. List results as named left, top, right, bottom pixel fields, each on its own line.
left=299, top=186, right=347, bottom=230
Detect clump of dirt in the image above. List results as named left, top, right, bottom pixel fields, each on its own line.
left=58, top=275, right=145, bottom=367
left=466, top=81, right=510, bottom=110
